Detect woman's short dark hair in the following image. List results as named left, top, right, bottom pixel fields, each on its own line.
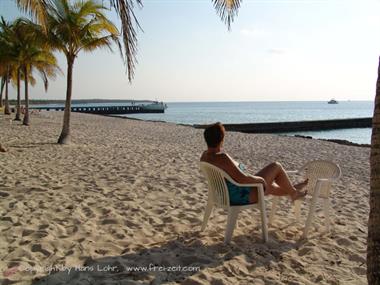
left=204, top=122, right=225, bottom=148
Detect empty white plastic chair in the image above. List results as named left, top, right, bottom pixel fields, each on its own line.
left=269, top=160, right=341, bottom=238
left=199, top=161, right=268, bottom=244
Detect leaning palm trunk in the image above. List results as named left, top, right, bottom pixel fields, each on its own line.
left=57, top=57, right=74, bottom=144
left=367, top=57, right=380, bottom=284
left=15, top=68, right=21, bottom=121
left=4, top=69, right=10, bottom=115
left=22, top=65, right=29, bottom=125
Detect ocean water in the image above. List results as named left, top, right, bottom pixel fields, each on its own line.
left=123, top=101, right=374, bottom=144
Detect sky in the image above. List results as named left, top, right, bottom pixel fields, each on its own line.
left=1, top=0, right=380, bottom=102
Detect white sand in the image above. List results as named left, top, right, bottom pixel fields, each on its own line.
left=0, top=111, right=369, bottom=284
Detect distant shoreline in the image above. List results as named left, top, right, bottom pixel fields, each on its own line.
left=8, top=99, right=157, bottom=105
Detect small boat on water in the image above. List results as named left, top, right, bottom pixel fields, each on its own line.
left=328, top=99, right=338, bottom=104
left=141, top=101, right=167, bottom=112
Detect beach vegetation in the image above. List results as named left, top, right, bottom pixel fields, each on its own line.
left=40, top=0, right=123, bottom=144
left=0, top=17, right=13, bottom=115
left=0, top=17, right=59, bottom=125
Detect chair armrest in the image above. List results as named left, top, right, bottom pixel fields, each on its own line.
left=234, top=182, right=266, bottom=202
left=317, top=177, right=339, bottom=183
left=232, top=182, right=265, bottom=188
left=318, top=177, right=340, bottom=182
left=227, top=181, right=266, bottom=200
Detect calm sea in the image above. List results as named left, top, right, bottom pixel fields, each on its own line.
left=123, top=101, right=374, bottom=144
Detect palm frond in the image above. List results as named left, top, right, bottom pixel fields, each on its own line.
left=111, top=0, right=142, bottom=82
left=213, top=0, right=242, bottom=30
left=15, top=0, right=51, bottom=30
left=80, top=35, right=115, bottom=53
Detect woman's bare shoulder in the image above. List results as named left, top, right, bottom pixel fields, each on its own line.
left=200, top=151, right=228, bottom=163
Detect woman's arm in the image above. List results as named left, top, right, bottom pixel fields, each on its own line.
left=221, top=154, right=267, bottom=186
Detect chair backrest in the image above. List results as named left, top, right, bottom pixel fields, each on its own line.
left=299, top=160, right=341, bottom=198
left=199, top=161, right=234, bottom=208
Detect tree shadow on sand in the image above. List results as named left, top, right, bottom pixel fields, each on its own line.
left=32, top=229, right=306, bottom=285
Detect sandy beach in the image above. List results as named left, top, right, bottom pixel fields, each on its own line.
left=0, top=111, right=370, bottom=285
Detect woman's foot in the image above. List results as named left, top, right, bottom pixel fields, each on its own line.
left=290, top=179, right=308, bottom=201
left=294, top=179, right=308, bottom=190
left=290, top=190, right=308, bottom=201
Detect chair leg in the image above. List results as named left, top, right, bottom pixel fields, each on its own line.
left=268, top=196, right=279, bottom=226
left=303, top=181, right=322, bottom=239
left=201, top=201, right=213, bottom=231
left=323, top=198, right=330, bottom=233
left=303, top=197, right=319, bottom=239
left=294, top=200, right=302, bottom=223
left=224, top=208, right=240, bottom=244
left=258, top=194, right=268, bottom=243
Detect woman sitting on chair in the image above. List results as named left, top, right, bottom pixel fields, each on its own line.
left=200, top=122, right=308, bottom=206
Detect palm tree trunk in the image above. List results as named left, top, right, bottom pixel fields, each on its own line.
left=58, top=57, right=74, bottom=144
left=0, top=77, right=4, bottom=108
left=15, top=68, right=21, bottom=121
left=4, top=68, right=10, bottom=115
left=367, top=56, right=380, bottom=284
left=22, top=65, right=30, bottom=126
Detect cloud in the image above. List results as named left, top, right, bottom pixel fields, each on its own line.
left=267, top=48, right=286, bottom=55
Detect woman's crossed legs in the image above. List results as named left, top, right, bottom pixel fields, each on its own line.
left=249, top=162, right=308, bottom=204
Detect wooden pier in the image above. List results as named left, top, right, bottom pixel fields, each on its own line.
left=29, top=102, right=166, bottom=115
left=194, top=117, right=372, bottom=133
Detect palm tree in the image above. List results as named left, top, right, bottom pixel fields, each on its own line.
left=0, top=77, right=4, bottom=108
left=43, top=0, right=122, bottom=144
left=14, top=68, right=22, bottom=121
left=11, top=68, right=39, bottom=121
left=3, top=74, right=11, bottom=115
left=7, top=19, right=27, bottom=121
left=2, top=18, right=60, bottom=125
left=0, top=76, right=10, bottom=114
left=0, top=18, right=13, bottom=115
left=367, top=58, right=380, bottom=284
left=16, top=0, right=242, bottom=82
left=18, top=20, right=59, bottom=125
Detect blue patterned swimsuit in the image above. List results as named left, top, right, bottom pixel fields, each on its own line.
left=226, top=163, right=252, bottom=206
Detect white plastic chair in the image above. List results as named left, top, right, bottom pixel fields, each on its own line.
left=199, top=161, right=268, bottom=244
left=268, top=160, right=341, bottom=238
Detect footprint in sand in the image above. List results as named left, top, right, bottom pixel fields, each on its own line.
left=298, top=246, right=313, bottom=256
left=336, top=237, right=352, bottom=247
left=38, top=224, right=49, bottom=230
left=22, top=229, right=35, bottom=237
left=94, top=249, right=109, bottom=255
left=82, top=207, right=94, bottom=218
left=31, top=244, right=51, bottom=257
left=0, top=191, right=10, bottom=197
left=101, top=218, right=119, bottom=225
left=19, top=240, right=31, bottom=246
left=349, top=253, right=366, bottom=264
left=31, top=230, right=49, bottom=239
left=352, top=266, right=366, bottom=275
left=0, top=216, right=14, bottom=223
